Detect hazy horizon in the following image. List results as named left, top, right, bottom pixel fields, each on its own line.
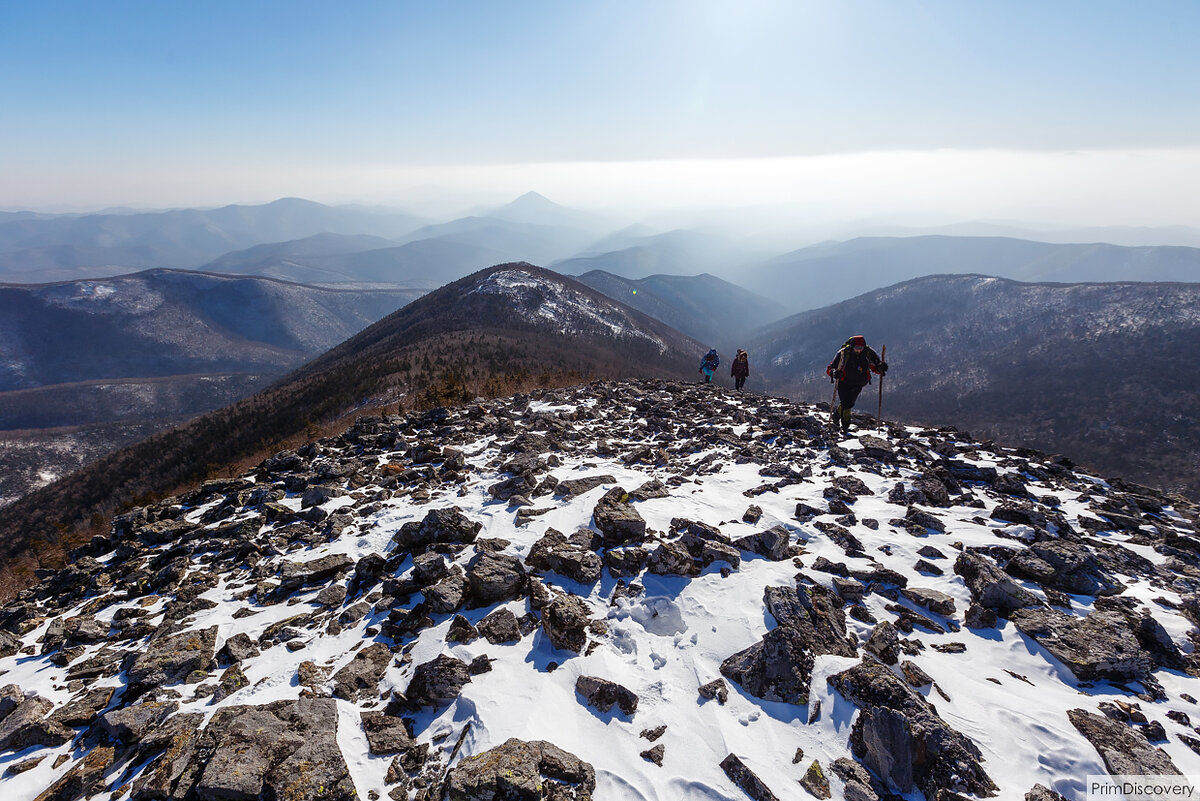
left=3, top=2, right=1200, bottom=233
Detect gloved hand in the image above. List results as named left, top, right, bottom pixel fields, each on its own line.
left=834, top=369, right=845, bottom=381
left=878, top=361, right=888, bottom=375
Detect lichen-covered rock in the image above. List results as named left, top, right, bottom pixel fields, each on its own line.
left=446, top=738, right=595, bottom=801
left=193, top=698, right=355, bottom=801
left=331, top=641, right=393, bottom=701
left=542, top=594, right=592, bottom=653
left=404, top=654, right=471, bottom=708
left=125, top=625, right=218, bottom=697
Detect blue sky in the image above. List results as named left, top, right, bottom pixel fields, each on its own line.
left=3, top=1, right=1200, bottom=225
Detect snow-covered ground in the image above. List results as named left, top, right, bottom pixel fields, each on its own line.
left=1, top=379, right=1198, bottom=801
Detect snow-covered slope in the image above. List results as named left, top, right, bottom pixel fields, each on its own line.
left=2, top=380, right=1198, bottom=801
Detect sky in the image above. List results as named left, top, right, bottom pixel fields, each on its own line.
left=3, top=1, right=1200, bottom=228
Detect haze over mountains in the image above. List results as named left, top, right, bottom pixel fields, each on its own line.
left=5, top=194, right=1200, bottom=312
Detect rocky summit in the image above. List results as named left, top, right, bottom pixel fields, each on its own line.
left=2, top=379, right=1200, bottom=801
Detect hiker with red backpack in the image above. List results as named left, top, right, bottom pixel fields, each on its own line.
left=826, top=335, right=887, bottom=434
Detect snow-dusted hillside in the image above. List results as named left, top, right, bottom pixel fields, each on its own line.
left=2, top=380, right=1198, bottom=801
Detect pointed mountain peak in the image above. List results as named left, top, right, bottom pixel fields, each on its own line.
left=486, top=192, right=598, bottom=229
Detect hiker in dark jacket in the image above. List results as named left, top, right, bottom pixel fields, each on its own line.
left=699, top=349, right=720, bottom=383
left=731, top=349, right=750, bottom=391
left=826, top=335, right=886, bottom=433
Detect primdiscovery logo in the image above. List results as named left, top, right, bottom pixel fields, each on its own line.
left=1088, top=776, right=1200, bottom=801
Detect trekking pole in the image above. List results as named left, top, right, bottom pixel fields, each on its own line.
left=876, top=344, right=887, bottom=424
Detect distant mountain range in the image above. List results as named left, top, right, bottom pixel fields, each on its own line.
left=0, top=263, right=703, bottom=577
left=748, top=274, right=1200, bottom=499
left=0, top=269, right=425, bottom=505
left=747, top=235, right=1200, bottom=310
left=0, top=198, right=427, bottom=283
left=5, top=196, right=1200, bottom=315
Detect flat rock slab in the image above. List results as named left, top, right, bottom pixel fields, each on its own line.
left=446, top=737, right=595, bottom=800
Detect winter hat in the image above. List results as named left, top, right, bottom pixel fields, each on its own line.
left=849, top=335, right=866, bottom=348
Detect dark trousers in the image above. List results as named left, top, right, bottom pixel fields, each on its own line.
left=734, top=376, right=746, bottom=390
left=837, top=382, right=867, bottom=410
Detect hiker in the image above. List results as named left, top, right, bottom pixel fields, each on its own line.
left=731, top=349, right=750, bottom=391
left=826, top=335, right=887, bottom=433
left=699, top=348, right=720, bottom=383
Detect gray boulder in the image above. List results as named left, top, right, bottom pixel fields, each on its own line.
left=392, top=506, right=481, bottom=550
left=0, top=695, right=73, bottom=753
left=575, top=675, right=638, bottom=716
left=722, top=584, right=857, bottom=704
left=1005, top=540, right=1125, bottom=596
left=332, top=642, right=393, bottom=701
left=828, top=660, right=996, bottom=799
left=465, top=551, right=527, bottom=608
left=1011, top=608, right=1152, bottom=682
left=125, top=626, right=218, bottom=697
left=194, top=698, right=355, bottom=801
left=100, top=701, right=177, bottom=743
left=592, top=487, right=646, bottom=545
left=733, top=524, right=793, bottom=561
left=527, top=529, right=603, bottom=585
left=954, top=550, right=1041, bottom=614
left=278, top=553, right=354, bottom=591
left=405, top=654, right=472, bottom=708
left=446, top=738, right=595, bottom=801
left=1068, top=708, right=1181, bottom=775
left=542, top=594, right=592, bottom=653
left=901, top=587, right=957, bottom=616
left=360, top=711, right=416, bottom=756
left=719, top=753, right=780, bottom=801
left=556, top=475, right=617, bottom=497
left=864, top=621, right=900, bottom=666
left=720, top=624, right=815, bottom=704
left=478, top=608, right=523, bottom=644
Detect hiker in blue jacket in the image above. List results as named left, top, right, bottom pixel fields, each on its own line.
left=699, top=349, right=720, bottom=383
